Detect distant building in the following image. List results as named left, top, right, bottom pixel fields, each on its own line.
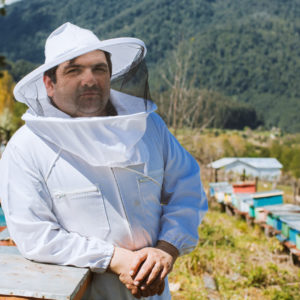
left=208, top=157, right=283, bottom=181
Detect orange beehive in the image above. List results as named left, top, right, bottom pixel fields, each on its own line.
left=233, top=182, right=256, bottom=194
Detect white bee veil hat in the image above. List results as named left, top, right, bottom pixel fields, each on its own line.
left=13, top=22, right=147, bottom=115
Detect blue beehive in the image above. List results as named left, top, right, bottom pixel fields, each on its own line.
left=211, top=183, right=233, bottom=204
left=209, top=182, right=231, bottom=197
left=274, top=213, right=300, bottom=231
left=0, top=206, right=6, bottom=227
left=280, top=217, right=300, bottom=242
left=238, top=195, right=253, bottom=213
left=252, top=190, right=283, bottom=208
left=288, top=221, right=300, bottom=244
left=264, top=204, right=300, bottom=229
left=235, top=193, right=252, bottom=211
left=231, top=193, right=238, bottom=208
left=276, top=234, right=287, bottom=243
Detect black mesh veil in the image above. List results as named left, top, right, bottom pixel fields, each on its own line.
left=111, top=48, right=151, bottom=111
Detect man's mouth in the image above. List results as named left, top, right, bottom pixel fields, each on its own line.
left=80, top=91, right=100, bottom=97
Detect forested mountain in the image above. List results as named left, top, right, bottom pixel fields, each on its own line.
left=1, top=0, right=300, bottom=132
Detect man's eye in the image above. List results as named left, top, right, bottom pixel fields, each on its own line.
left=67, top=68, right=79, bottom=74
left=95, top=67, right=107, bottom=72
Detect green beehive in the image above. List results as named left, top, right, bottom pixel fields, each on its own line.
left=266, top=205, right=300, bottom=231
left=296, top=234, right=300, bottom=250
left=266, top=214, right=275, bottom=227
left=282, top=222, right=289, bottom=238
left=232, top=194, right=238, bottom=208
left=280, top=216, right=300, bottom=239
left=249, top=205, right=255, bottom=218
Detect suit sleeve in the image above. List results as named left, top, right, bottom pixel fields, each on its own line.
left=0, top=142, right=114, bottom=272
left=151, top=114, right=208, bottom=255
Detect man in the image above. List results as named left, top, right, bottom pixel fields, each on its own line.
left=0, top=23, right=207, bottom=299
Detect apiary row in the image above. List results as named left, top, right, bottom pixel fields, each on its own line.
left=209, top=181, right=300, bottom=260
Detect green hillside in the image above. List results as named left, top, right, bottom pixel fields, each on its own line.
left=1, top=0, right=300, bottom=132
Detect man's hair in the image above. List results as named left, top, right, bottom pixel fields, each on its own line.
left=44, top=51, right=112, bottom=83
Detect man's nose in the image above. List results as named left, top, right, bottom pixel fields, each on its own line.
left=81, top=69, right=97, bottom=87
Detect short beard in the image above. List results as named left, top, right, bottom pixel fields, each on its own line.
left=48, top=96, right=117, bottom=117
left=105, top=99, right=117, bottom=116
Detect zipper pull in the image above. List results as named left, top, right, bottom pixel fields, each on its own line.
left=54, top=192, right=65, bottom=199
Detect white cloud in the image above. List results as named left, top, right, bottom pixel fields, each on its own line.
left=4, top=0, right=22, bottom=5
left=0, top=0, right=21, bottom=8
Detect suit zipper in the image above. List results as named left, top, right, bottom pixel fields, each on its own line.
left=111, top=167, right=134, bottom=243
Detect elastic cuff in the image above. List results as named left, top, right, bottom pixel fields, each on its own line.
left=155, top=240, right=179, bottom=260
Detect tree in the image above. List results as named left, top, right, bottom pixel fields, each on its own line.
left=0, top=0, right=6, bottom=78
left=0, top=0, right=5, bottom=16
left=290, top=150, right=300, bottom=179
left=156, top=41, right=212, bottom=132
left=0, top=107, right=15, bottom=142
left=0, top=70, right=26, bottom=142
left=0, top=70, right=14, bottom=113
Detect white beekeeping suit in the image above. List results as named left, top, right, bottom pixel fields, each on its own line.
left=0, top=23, right=208, bottom=300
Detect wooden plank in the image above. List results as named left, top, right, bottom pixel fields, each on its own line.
left=0, top=247, right=20, bottom=255
left=72, top=272, right=92, bottom=300
left=0, top=296, right=39, bottom=300
left=0, top=229, right=9, bottom=240
left=290, top=248, right=300, bottom=257
left=283, top=241, right=296, bottom=249
left=0, top=272, right=91, bottom=300
left=0, top=253, right=91, bottom=300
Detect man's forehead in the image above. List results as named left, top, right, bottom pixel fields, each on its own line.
left=59, top=50, right=107, bottom=68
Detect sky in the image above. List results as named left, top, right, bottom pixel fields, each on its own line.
left=4, top=0, right=21, bottom=5
left=0, top=0, right=21, bottom=8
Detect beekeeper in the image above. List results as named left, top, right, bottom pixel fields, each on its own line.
left=0, top=23, right=207, bottom=300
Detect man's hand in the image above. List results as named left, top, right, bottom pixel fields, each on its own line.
left=108, top=247, right=163, bottom=298
left=129, top=241, right=179, bottom=292
left=108, top=247, right=142, bottom=298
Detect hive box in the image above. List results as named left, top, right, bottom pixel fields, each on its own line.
left=234, top=194, right=251, bottom=211
left=209, top=182, right=231, bottom=197
left=272, top=213, right=300, bottom=231
left=233, top=182, right=256, bottom=194
left=247, top=190, right=283, bottom=219
left=239, top=196, right=253, bottom=214
left=0, top=207, right=6, bottom=227
left=265, top=204, right=300, bottom=228
left=287, top=220, right=300, bottom=245
left=252, top=190, right=283, bottom=208
left=280, top=217, right=300, bottom=241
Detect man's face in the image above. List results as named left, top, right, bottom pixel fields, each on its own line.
left=43, top=50, right=111, bottom=117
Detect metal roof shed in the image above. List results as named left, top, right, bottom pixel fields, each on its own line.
left=208, top=157, right=283, bottom=181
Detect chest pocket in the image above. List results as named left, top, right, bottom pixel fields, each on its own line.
left=52, top=185, right=110, bottom=239
left=137, top=169, right=163, bottom=219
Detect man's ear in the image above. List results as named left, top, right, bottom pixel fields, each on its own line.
left=43, top=75, right=55, bottom=98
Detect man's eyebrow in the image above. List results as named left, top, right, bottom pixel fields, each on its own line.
left=63, top=62, right=108, bottom=70
left=64, top=61, right=80, bottom=68
left=62, top=63, right=81, bottom=72
left=93, top=62, right=109, bottom=68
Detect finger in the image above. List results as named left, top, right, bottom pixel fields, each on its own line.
left=126, top=285, right=141, bottom=299
left=133, top=259, right=155, bottom=285
left=140, top=287, right=152, bottom=298
left=129, top=251, right=147, bottom=277
left=158, top=280, right=165, bottom=295
left=146, top=263, right=163, bottom=285
left=148, top=272, right=164, bottom=292
left=142, top=277, right=164, bottom=297
left=140, top=282, right=159, bottom=298
left=160, top=261, right=172, bottom=280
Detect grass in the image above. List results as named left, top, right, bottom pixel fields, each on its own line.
left=169, top=201, right=300, bottom=299
left=168, top=128, right=300, bottom=299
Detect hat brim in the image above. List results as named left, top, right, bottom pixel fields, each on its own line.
left=14, top=37, right=146, bottom=105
